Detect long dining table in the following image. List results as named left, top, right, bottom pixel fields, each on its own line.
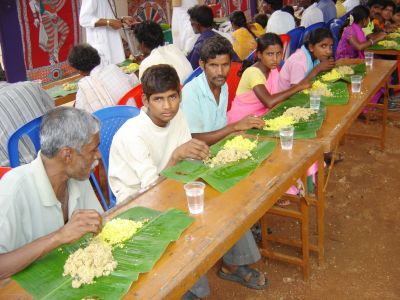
left=0, top=139, right=324, bottom=300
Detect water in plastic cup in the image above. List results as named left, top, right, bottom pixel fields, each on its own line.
left=279, top=126, right=294, bottom=150
left=310, top=90, right=321, bottom=111
left=184, top=182, right=205, bottom=214
left=351, top=75, right=362, bottom=93
left=365, top=52, right=373, bottom=67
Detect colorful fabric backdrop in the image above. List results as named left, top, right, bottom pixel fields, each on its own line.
left=16, top=0, right=81, bottom=83
left=128, top=0, right=168, bottom=24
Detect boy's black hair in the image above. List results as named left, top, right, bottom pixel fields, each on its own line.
left=254, top=13, right=268, bottom=28
left=199, top=35, right=235, bottom=63
left=68, top=44, right=100, bottom=73
left=188, top=5, right=214, bottom=27
left=230, top=11, right=257, bottom=39
left=141, top=64, right=180, bottom=98
left=282, top=5, right=294, bottom=16
left=367, top=0, right=384, bottom=8
left=382, top=0, right=395, bottom=10
left=134, top=21, right=165, bottom=50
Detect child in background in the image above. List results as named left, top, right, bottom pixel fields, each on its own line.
left=228, top=33, right=309, bottom=123
left=230, top=11, right=260, bottom=61
left=336, top=6, right=386, bottom=59
left=392, top=6, right=400, bottom=26
left=250, top=13, right=268, bottom=36
left=278, top=28, right=336, bottom=91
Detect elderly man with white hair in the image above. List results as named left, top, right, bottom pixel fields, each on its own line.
left=0, top=107, right=103, bottom=279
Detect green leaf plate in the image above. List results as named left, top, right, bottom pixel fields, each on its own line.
left=13, top=207, right=193, bottom=300
left=162, top=137, right=276, bottom=193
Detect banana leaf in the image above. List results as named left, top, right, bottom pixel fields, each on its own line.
left=12, top=207, right=193, bottom=300
left=367, top=40, right=400, bottom=51
left=162, top=137, right=276, bottom=193
left=319, top=64, right=366, bottom=84
left=46, top=82, right=78, bottom=98
left=117, top=58, right=135, bottom=67
left=246, top=96, right=326, bottom=139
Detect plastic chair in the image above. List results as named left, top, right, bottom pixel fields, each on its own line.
left=91, top=105, right=141, bottom=209
left=183, top=66, right=203, bottom=86
left=226, top=62, right=242, bottom=111
left=339, top=11, right=351, bottom=23
left=302, top=22, right=327, bottom=45
left=118, top=84, right=144, bottom=107
left=330, top=22, right=343, bottom=58
left=279, top=34, right=291, bottom=61
left=245, top=49, right=257, bottom=62
left=287, top=26, right=305, bottom=56
left=0, top=167, right=11, bottom=179
left=7, top=116, right=42, bottom=168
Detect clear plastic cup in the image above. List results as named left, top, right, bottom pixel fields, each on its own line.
left=351, top=75, right=362, bottom=93
left=183, top=182, right=205, bottom=214
left=365, top=52, right=373, bottom=67
left=279, top=126, right=294, bottom=150
left=310, top=90, right=321, bottom=111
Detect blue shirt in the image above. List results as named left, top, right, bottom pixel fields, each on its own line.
left=316, top=0, right=337, bottom=23
left=181, top=72, right=228, bottom=133
left=187, top=29, right=216, bottom=69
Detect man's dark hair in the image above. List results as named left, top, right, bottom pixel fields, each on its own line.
left=265, top=0, right=283, bottom=11
left=142, top=64, right=180, bottom=98
left=188, top=5, right=214, bottom=27
left=134, top=21, right=165, bottom=50
left=382, top=0, right=395, bottom=10
left=68, top=44, right=100, bottom=73
left=367, top=0, right=384, bottom=8
left=254, top=13, right=268, bottom=28
left=199, top=35, right=235, bottom=63
left=282, top=5, right=294, bottom=16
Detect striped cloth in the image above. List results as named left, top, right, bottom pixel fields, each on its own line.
left=0, top=81, right=54, bottom=166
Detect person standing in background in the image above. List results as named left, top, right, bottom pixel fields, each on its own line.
left=79, top=0, right=134, bottom=65
left=171, top=0, right=200, bottom=55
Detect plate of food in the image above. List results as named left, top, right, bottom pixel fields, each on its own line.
left=162, top=135, right=276, bottom=192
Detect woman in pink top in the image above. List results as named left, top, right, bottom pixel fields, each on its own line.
left=228, top=33, right=310, bottom=124
left=278, top=28, right=336, bottom=92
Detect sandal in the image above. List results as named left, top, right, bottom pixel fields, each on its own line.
left=217, top=265, right=269, bottom=290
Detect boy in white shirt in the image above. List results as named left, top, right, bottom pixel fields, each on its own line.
left=108, top=64, right=209, bottom=204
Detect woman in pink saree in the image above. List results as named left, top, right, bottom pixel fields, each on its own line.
left=228, top=33, right=309, bottom=124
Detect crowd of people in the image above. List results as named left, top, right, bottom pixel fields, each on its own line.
left=1, top=0, right=400, bottom=298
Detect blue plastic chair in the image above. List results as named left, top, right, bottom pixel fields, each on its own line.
left=7, top=116, right=42, bottom=168
left=245, top=49, right=257, bottom=62
left=91, top=105, right=141, bottom=209
left=183, top=66, right=203, bottom=86
left=330, top=22, right=343, bottom=59
left=340, top=11, right=351, bottom=23
left=287, top=26, right=305, bottom=56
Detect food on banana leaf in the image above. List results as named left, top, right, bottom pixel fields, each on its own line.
left=62, top=82, right=77, bottom=91
left=121, top=63, right=139, bottom=73
left=336, top=65, right=354, bottom=76
left=263, top=115, right=296, bottom=131
left=63, top=218, right=144, bottom=288
left=303, top=80, right=333, bottom=97
left=63, top=240, right=117, bottom=288
left=282, top=106, right=316, bottom=122
left=204, top=135, right=257, bottom=168
left=387, top=32, right=400, bottom=39
left=378, top=40, right=398, bottom=48
left=97, top=218, right=144, bottom=247
left=321, top=68, right=341, bottom=81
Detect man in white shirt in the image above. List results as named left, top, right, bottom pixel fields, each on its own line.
left=68, top=44, right=139, bottom=113
left=343, top=0, right=360, bottom=12
left=264, top=0, right=296, bottom=34
left=301, top=0, right=324, bottom=28
left=0, top=107, right=103, bottom=279
left=79, top=0, right=134, bottom=65
left=134, top=21, right=193, bottom=84
left=172, top=0, right=200, bottom=55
